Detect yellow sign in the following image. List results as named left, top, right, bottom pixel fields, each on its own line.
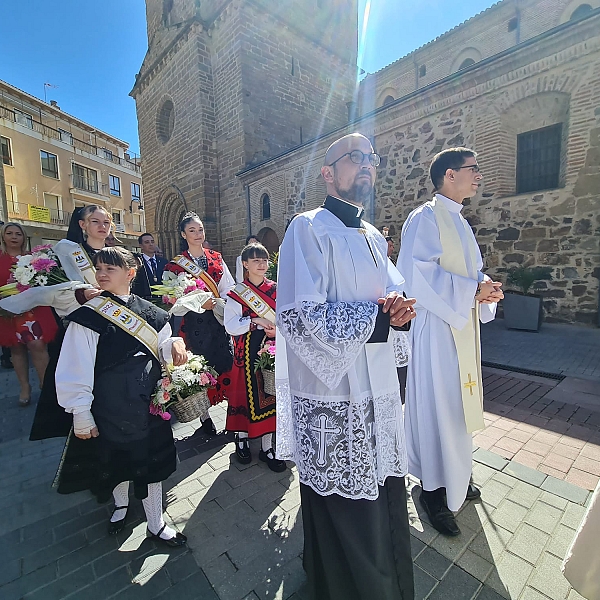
left=28, top=205, right=51, bottom=223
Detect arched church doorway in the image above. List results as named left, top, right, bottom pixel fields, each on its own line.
left=155, top=187, right=188, bottom=260
left=257, top=227, right=280, bottom=254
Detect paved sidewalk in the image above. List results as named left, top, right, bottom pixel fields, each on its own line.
left=481, top=319, right=600, bottom=382
left=1, top=360, right=597, bottom=600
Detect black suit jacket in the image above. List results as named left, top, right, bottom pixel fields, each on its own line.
left=132, top=254, right=167, bottom=299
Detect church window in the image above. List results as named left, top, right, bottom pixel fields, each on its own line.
left=508, top=16, right=519, bottom=31
left=163, top=0, right=174, bottom=25
left=459, top=58, right=476, bottom=70
left=157, top=99, right=175, bottom=144
left=516, top=124, right=562, bottom=194
left=261, top=194, right=271, bottom=221
left=570, top=4, right=593, bottom=20
left=383, top=95, right=395, bottom=106
left=419, top=64, right=426, bottom=77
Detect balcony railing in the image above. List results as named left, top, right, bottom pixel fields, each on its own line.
left=7, top=202, right=71, bottom=226
left=0, top=104, right=141, bottom=173
left=70, top=173, right=110, bottom=197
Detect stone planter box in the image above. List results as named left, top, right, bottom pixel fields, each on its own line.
left=503, top=291, right=543, bottom=332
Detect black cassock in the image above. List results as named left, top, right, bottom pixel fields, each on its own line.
left=301, top=478, right=413, bottom=600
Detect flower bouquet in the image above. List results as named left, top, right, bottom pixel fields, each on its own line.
left=254, top=337, right=276, bottom=396
left=151, top=352, right=218, bottom=423
left=151, top=271, right=207, bottom=307
left=0, top=245, right=69, bottom=298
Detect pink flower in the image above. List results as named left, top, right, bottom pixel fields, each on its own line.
left=161, top=412, right=172, bottom=421
left=162, top=295, right=170, bottom=304
left=16, top=283, right=30, bottom=292
left=31, top=244, right=53, bottom=253
left=195, top=279, right=207, bottom=291
left=162, top=391, right=170, bottom=403
left=199, top=373, right=210, bottom=386
left=184, top=285, right=196, bottom=295
left=169, top=297, right=176, bottom=305
left=31, top=257, right=57, bottom=272
left=160, top=378, right=169, bottom=389
left=207, top=373, right=217, bottom=386
left=267, top=345, right=276, bottom=355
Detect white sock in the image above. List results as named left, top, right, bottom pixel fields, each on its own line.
left=237, top=431, right=248, bottom=449
left=111, top=481, right=130, bottom=522
left=142, top=482, right=177, bottom=540
left=261, top=433, right=273, bottom=452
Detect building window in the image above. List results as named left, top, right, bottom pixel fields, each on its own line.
left=15, top=110, right=33, bottom=128
left=508, top=16, right=519, bottom=31
left=383, top=95, right=395, bottom=106
left=113, top=210, right=125, bottom=232
left=5, top=184, right=18, bottom=212
left=1, top=136, right=12, bottom=166
left=109, top=174, right=121, bottom=196
left=261, top=194, right=271, bottom=221
left=43, top=193, right=64, bottom=223
left=132, top=212, right=143, bottom=232
left=459, top=58, right=476, bottom=70
left=73, top=163, right=99, bottom=193
left=516, top=124, right=562, bottom=194
left=58, top=129, right=73, bottom=144
left=103, top=148, right=113, bottom=161
left=570, top=4, right=593, bottom=20
left=131, top=182, right=141, bottom=203
left=157, top=99, right=175, bottom=144
left=419, top=65, right=426, bottom=77
left=40, top=150, right=59, bottom=178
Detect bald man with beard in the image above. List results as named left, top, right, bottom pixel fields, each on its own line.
left=276, top=133, right=416, bottom=600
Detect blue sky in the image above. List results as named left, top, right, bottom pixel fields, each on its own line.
left=0, top=0, right=498, bottom=156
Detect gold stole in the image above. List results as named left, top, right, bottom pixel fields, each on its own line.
left=172, top=255, right=220, bottom=297
left=232, top=283, right=276, bottom=325
left=432, top=196, right=485, bottom=433
left=70, top=244, right=96, bottom=285
left=84, top=297, right=159, bottom=361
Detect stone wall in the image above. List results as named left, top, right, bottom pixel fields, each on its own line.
left=239, top=13, right=600, bottom=325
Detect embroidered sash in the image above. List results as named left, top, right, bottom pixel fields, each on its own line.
left=172, top=254, right=220, bottom=297
left=432, top=195, right=485, bottom=433
left=229, top=282, right=276, bottom=325
left=84, top=296, right=159, bottom=361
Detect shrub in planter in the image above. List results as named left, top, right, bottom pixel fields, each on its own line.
left=503, top=267, right=553, bottom=332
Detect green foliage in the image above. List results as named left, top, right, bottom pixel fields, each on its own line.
left=506, top=266, right=553, bottom=295
left=266, top=251, right=278, bottom=281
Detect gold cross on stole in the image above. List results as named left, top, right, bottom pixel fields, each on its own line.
left=463, top=373, right=477, bottom=396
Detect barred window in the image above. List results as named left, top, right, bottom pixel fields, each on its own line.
left=1, top=136, right=12, bottom=166
left=516, top=124, right=562, bottom=194
left=40, top=150, right=59, bottom=179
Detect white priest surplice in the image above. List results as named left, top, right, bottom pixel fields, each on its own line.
left=398, top=193, right=497, bottom=512
left=275, top=206, right=408, bottom=500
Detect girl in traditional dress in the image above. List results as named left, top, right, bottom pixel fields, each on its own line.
left=0, top=223, right=58, bottom=406
left=55, top=247, right=188, bottom=546
left=224, top=243, right=286, bottom=472
left=163, top=212, right=235, bottom=435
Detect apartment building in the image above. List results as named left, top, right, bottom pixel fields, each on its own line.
left=0, top=79, right=144, bottom=249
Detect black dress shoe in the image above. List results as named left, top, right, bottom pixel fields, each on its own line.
left=201, top=418, right=217, bottom=436
left=259, top=448, right=287, bottom=473
left=146, top=524, right=187, bottom=548
left=108, top=506, right=128, bottom=535
left=235, top=434, right=252, bottom=464
left=419, top=491, right=460, bottom=537
left=466, top=483, right=481, bottom=501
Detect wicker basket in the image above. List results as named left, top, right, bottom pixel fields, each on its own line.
left=170, top=390, right=210, bottom=423
left=261, top=368, right=276, bottom=396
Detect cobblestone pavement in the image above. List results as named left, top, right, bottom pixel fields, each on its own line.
left=481, top=319, right=600, bottom=382
left=1, top=355, right=597, bottom=599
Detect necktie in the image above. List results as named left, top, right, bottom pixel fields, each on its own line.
left=149, top=257, right=157, bottom=280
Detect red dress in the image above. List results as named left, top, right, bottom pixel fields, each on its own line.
left=225, top=278, right=277, bottom=438
left=164, top=249, right=234, bottom=405
left=0, top=252, right=59, bottom=347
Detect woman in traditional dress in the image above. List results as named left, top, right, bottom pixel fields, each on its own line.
left=0, top=223, right=58, bottom=406
left=163, top=212, right=235, bottom=435
left=29, top=205, right=109, bottom=440
left=224, top=243, right=286, bottom=472
left=55, top=247, right=188, bottom=546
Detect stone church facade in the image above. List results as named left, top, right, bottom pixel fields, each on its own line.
left=134, top=0, right=600, bottom=326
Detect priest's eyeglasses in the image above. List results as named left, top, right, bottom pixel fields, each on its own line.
left=328, top=150, right=381, bottom=168
left=453, top=164, right=481, bottom=173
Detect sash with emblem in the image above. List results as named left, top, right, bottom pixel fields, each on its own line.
left=83, top=296, right=160, bottom=361
left=171, top=254, right=220, bottom=297
left=432, top=195, right=485, bottom=433
left=228, top=282, right=276, bottom=324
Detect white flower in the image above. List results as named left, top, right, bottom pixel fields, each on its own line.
left=35, top=274, right=48, bottom=286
